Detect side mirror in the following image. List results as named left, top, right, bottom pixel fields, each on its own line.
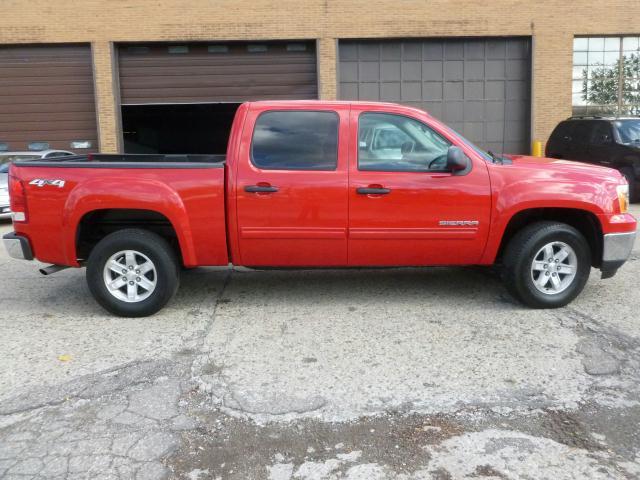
left=446, top=146, right=470, bottom=172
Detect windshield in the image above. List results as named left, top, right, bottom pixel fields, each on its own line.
left=615, top=120, right=640, bottom=144
left=441, top=126, right=494, bottom=162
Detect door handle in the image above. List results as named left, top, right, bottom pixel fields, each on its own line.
left=356, top=187, right=391, bottom=195
left=245, top=185, right=278, bottom=193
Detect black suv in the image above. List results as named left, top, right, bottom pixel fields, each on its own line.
left=546, top=117, right=640, bottom=201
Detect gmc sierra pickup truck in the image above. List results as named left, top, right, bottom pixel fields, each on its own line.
left=3, top=101, right=637, bottom=317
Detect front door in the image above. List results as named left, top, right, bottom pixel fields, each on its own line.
left=587, top=121, right=615, bottom=166
left=348, top=107, right=492, bottom=266
left=236, top=106, right=349, bottom=266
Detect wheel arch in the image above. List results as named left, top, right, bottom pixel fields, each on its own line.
left=493, top=207, right=603, bottom=268
left=75, top=208, right=187, bottom=265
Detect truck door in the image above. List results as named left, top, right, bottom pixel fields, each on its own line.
left=235, top=105, right=349, bottom=266
left=347, top=107, right=492, bottom=266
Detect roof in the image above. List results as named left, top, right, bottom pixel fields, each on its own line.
left=247, top=99, right=431, bottom=117
left=567, top=115, right=640, bottom=121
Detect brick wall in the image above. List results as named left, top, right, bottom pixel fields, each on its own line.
left=0, top=0, right=634, bottom=152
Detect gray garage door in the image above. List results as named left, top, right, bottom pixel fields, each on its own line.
left=339, top=38, right=531, bottom=154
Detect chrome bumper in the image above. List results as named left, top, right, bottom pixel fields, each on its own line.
left=2, top=232, right=33, bottom=260
left=601, top=231, right=636, bottom=278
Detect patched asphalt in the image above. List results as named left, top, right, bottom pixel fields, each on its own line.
left=0, top=206, right=639, bottom=479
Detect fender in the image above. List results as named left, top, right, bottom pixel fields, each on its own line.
left=480, top=174, right=611, bottom=264
left=62, top=177, right=196, bottom=266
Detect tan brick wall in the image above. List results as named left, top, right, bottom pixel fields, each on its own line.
left=317, top=38, right=337, bottom=100
left=0, top=0, right=636, bottom=153
left=91, top=42, right=121, bottom=153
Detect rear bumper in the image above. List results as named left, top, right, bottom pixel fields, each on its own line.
left=601, top=231, right=636, bottom=278
left=2, top=232, right=33, bottom=260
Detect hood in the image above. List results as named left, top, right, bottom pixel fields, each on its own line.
left=487, top=154, right=627, bottom=214
left=0, top=172, right=7, bottom=190
left=502, top=154, right=623, bottom=182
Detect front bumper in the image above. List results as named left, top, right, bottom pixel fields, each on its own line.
left=601, top=231, right=636, bottom=278
left=2, top=232, right=33, bottom=260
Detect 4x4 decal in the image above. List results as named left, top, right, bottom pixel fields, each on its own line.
left=29, top=179, right=66, bottom=188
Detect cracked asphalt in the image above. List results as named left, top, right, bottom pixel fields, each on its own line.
left=0, top=206, right=639, bottom=479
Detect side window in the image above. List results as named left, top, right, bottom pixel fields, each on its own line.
left=251, top=111, right=338, bottom=170
left=358, top=113, right=451, bottom=172
left=571, top=121, right=591, bottom=144
left=590, top=122, right=613, bottom=145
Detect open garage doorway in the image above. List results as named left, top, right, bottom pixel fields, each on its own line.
left=117, top=41, right=318, bottom=154
left=121, top=103, right=240, bottom=154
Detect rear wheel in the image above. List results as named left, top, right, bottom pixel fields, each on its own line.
left=86, top=229, right=179, bottom=317
left=502, top=222, right=591, bottom=308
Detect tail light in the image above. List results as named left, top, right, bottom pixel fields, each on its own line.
left=9, top=175, right=28, bottom=222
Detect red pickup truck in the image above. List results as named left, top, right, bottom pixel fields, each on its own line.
left=3, top=101, right=637, bottom=317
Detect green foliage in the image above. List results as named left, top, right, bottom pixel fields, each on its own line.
left=582, top=53, right=640, bottom=114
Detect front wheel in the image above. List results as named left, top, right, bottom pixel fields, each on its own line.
left=86, top=229, right=180, bottom=317
left=502, top=222, right=591, bottom=308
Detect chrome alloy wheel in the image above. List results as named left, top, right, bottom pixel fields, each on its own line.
left=530, top=241, right=578, bottom=295
left=103, top=250, right=157, bottom=303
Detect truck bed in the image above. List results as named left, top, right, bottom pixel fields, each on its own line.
left=10, top=153, right=229, bottom=267
left=16, top=153, right=226, bottom=169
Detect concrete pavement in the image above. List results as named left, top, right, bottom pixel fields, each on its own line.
left=0, top=205, right=639, bottom=479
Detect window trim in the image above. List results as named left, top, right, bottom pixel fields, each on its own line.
left=356, top=111, right=460, bottom=174
left=249, top=109, right=340, bottom=172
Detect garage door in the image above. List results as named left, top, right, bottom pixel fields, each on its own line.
left=339, top=38, right=531, bottom=154
left=118, top=41, right=318, bottom=104
left=0, top=44, right=97, bottom=152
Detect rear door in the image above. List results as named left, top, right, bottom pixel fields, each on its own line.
left=235, top=104, right=349, bottom=266
left=565, top=121, right=591, bottom=161
left=348, top=105, right=492, bottom=266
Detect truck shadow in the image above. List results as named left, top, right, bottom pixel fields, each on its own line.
left=183, top=265, right=516, bottom=311
left=16, top=265, right=514, bottom=318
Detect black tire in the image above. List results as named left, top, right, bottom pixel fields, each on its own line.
left=620, top=167, right=637, bottom=203
left=86, top=229, right=180, bottom=317
left=502, top=222, right=591, bottom=308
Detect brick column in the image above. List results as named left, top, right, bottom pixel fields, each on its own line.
left=91, top=41, right=121, bottom=153
left=531, top=30, right=574, bottom=150
left=317, top=38, right=338, bottom=100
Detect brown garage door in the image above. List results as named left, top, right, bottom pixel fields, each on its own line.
left=0, top=44, right=98, bottom=152
left=118, top=41, right=318, bottom=104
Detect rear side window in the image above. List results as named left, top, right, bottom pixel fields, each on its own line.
left=251, top=111, right=339, bottom=170
left=571, top=121, right=592, bottom=143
